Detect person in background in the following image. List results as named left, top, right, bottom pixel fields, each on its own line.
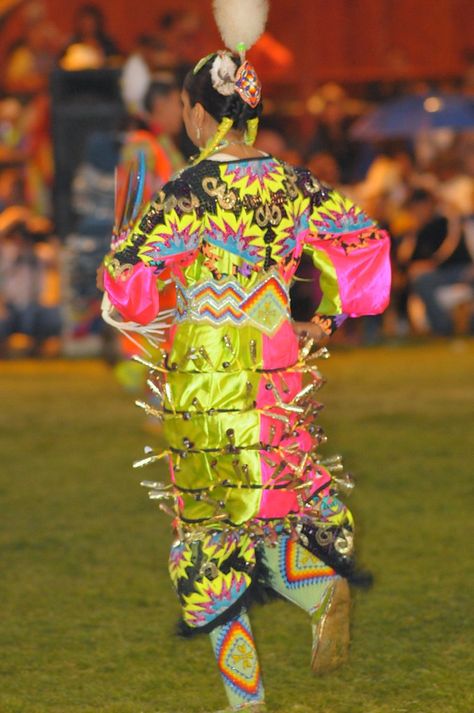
left=153, top=11, right=204, bottom=159
left=254, top=118, right=302, bottom=165
left=120, top=79, right=185, bottom=198
left=0, top=95, right=53, bottom=216
left=117, top=80, right=185, bottom=373
left=0, top=206, right=61, bottom=356
left=62, top=131, right=119, bottom=356
left=4, top=18, right=57, bottom=95
left=307, top=151, right=341, bottom=189
left=399, top=188, right=473, bottom=335
left=155, top=9, right=202, bottom=83
left=0, top=98, right=25, bottom=208
left=121, top=35, right=177, bottom=116
left=61, top=3, right=121, bottom=67
left=307, top=83, right=360, bottom=184
left=461, top=51, right=474, bottom=99
left=431, top=146, right=474, bottom=218
left=358, top=140, right=436, bottom=242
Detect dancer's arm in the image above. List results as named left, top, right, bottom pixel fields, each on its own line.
left=102, top=176, right=201, bottom=324
left=297, top=170, right=391, bottom=337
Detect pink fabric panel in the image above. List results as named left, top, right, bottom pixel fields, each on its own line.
left=261, top=320, right=299, bottom=370
left=256, top=327, right=302, bottom=517
left=104, top=262, right=160, bottom=325
left=320, top=231, right=392, bottom=317
left=307, top=464, right=331, bottom=498
left=257, top=453, right=299, bottom=518
left=255, top=370, right=302, bottom=409
left=256, top=425, right=332, bottom=518
left=254, top=342, right=331, bottom=519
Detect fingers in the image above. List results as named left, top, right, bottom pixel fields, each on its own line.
left=292, top=321, right=326, bottom=343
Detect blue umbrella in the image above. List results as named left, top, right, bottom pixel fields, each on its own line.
left=351, top=94, right=474, bottom=140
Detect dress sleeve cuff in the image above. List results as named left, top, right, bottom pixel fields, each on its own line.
left=103, top=261, right=160, bottom=325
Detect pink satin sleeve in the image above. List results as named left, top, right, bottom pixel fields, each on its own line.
left=324, top=231, right=392, bottom=316
left=104, top=262, right=160, bottom=325
left=308, top=230, right=392, bottom=318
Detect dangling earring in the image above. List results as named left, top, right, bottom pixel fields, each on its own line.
left=195, top=126, right=201, bottom=146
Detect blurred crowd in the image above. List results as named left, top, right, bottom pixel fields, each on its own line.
left=1, top=0, right=473, bottom=357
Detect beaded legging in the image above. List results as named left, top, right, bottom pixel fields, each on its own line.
left=209, top=533, right=339, bottom=710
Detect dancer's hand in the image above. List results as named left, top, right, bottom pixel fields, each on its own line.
left=96, top=264, right=104, bottom=291
left=293, top=321, right=327, bottom=344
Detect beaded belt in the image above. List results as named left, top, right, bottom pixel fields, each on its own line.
left=175, top=272, right=291, bottom=336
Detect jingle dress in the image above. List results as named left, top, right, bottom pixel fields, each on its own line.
left=103, top=155, right=391, bottom=633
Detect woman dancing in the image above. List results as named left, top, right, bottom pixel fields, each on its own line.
left=100, top=2, right=391, bottom=710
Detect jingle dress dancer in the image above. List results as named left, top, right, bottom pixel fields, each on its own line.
left=101, top=2, right=391, bottom=710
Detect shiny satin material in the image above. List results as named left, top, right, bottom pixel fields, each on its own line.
left=104, top=156, right=391, bottom=530
left=309, top=233, right=392, bottom=317
left=104, top=262, right=160, bottom=325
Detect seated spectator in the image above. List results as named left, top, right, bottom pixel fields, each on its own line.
left=307, top=151, right=341, bottom=188
left=0, top=95, right=53, bottom=216
left=358, top=140, right=436, bottom=238
left=0, top=206, right=61, bottom=356
left=255, top=120, right=302, bottom=165
left=0, top=98, right=25, bottom=206
left=307, top=83, right=360, bottom=183
left=60, top=132, right=119, bottom=356
left=4, top=20, right=57, bottom=95
left=398, top=189, right=473, bottom=335
left=431, top=147, right=474, bottom=218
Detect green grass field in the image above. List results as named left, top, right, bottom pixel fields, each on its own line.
left=1, top=341, right=473, bottom=713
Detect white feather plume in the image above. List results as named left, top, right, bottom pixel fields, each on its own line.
left=213, top=0, right=269, bottom=53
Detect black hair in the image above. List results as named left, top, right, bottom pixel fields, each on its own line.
left=183, top=54, right=263, bottom=131
left=158, top=10, right=186, bottom=32
left=378, top=138, right=414, bottom=160
left=406, top=188, right=435, bottom=206
left=75, top=3, right=105, bottom=33
left=144, top=80, right=179, bottom=114
left=136, top=34, right=158, bottom=49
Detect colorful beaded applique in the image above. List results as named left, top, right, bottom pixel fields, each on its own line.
left=234, top=61, right=262, bottom=108
left=279, top=535, right=336, bottom=589
left=175, top=272, right=290, bottom=336
left=214, top=617, right=263, bottom=701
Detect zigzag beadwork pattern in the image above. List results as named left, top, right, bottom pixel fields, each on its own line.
left=177, top=279, right=247, bottom=326
left=279, top=535, right=336, bottom=589
left=175, top=273, right=290, bottom=335
left=215, top=617, right=263, bottom=702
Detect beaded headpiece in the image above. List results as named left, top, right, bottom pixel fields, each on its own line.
left=192, top=0, right=269, bottom=164
left=235, top=60, right=262, bottom=108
